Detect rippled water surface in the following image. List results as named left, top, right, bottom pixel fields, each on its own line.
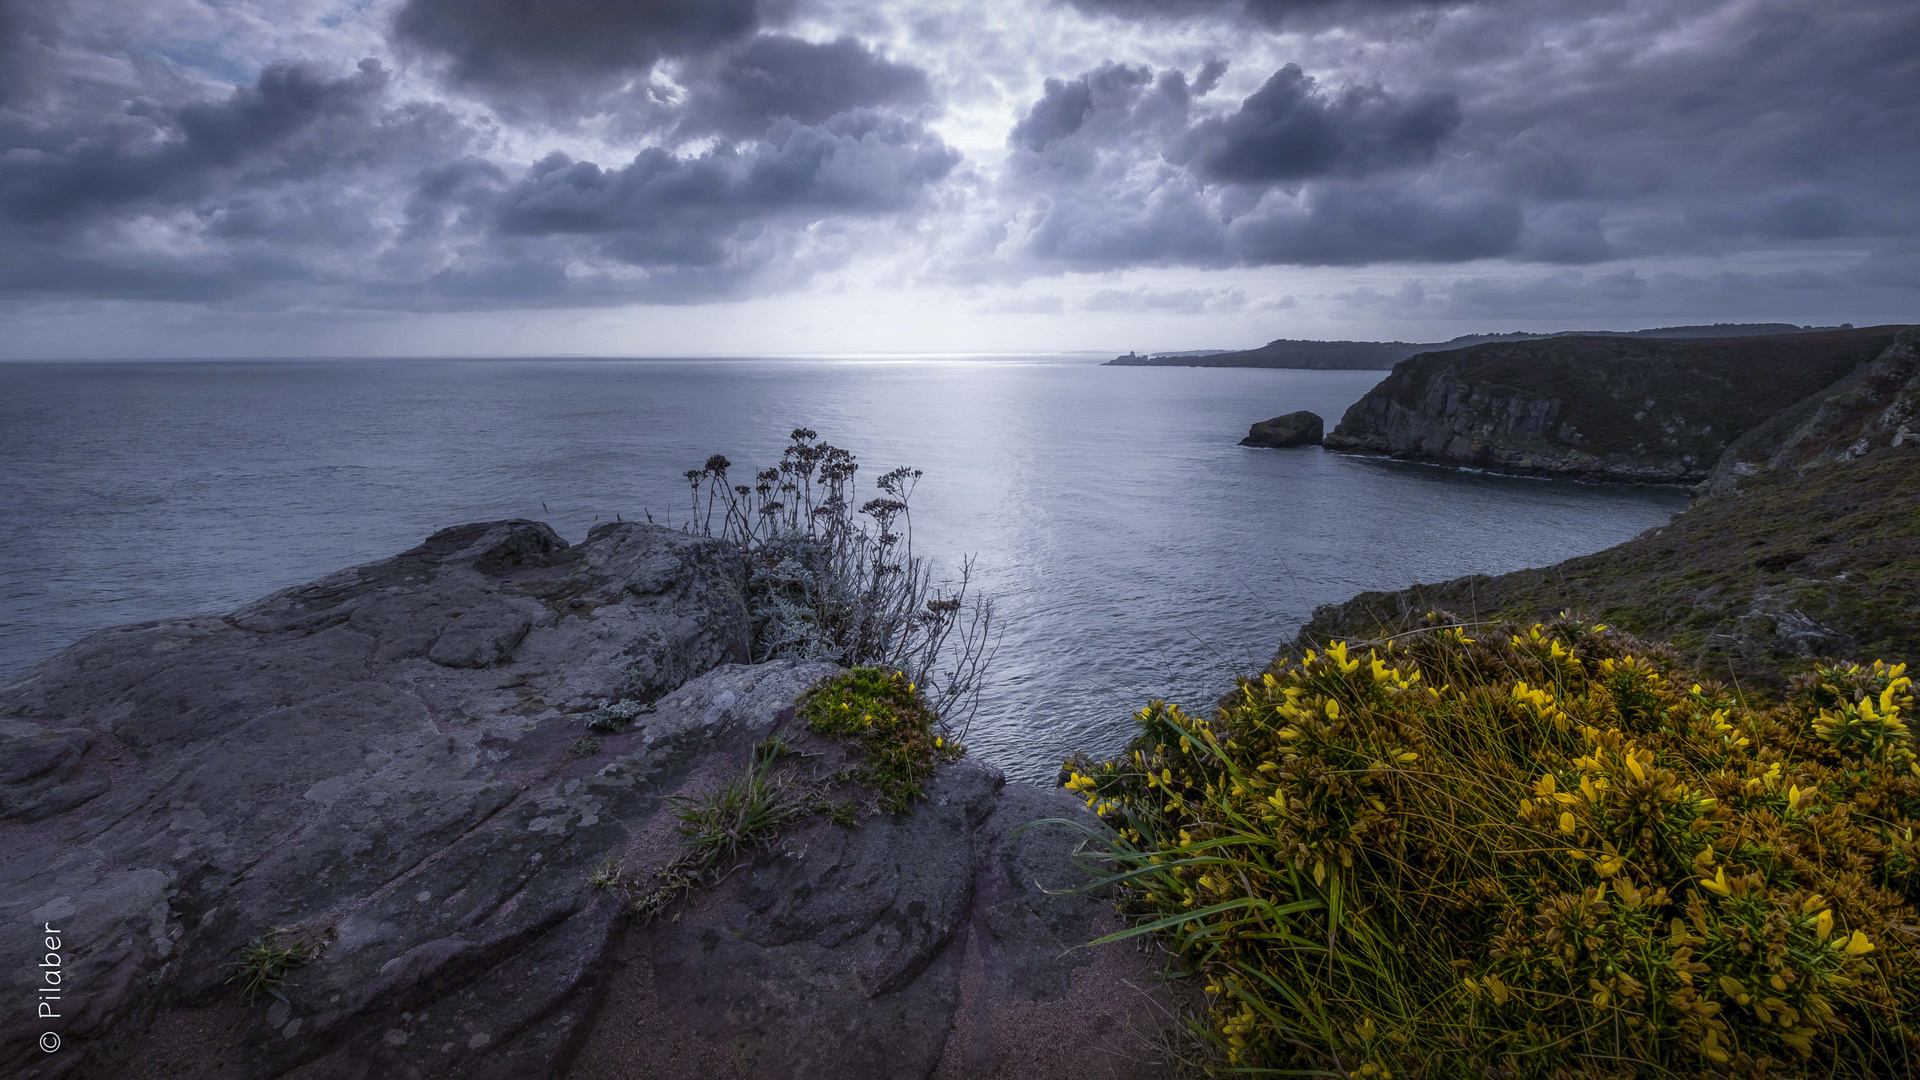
left=0, top=357, right=1689, bottom=782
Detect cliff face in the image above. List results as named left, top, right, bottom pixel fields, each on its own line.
left=1324, top=327, right=1908, bottom=483
left=0, top=522, right=1173, bottom=1080
left=1296, top=334, right=1920, bottom=688
left=1705, top=330, right=1920, bottom=493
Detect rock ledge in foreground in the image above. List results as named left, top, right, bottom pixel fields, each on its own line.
left=0, top=520, right=1179, bottom=1080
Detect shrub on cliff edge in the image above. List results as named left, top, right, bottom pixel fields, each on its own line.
left=1064, top=617, right=1920, bottom=1077
left=682, top=429, right=997, bottom=730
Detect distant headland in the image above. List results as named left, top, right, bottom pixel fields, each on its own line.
left=1107, top=322, right=1854, bottom=369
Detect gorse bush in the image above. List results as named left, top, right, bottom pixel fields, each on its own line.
left=684, top=429, right=996, bottom=729
left=1062, top=616, right=1920, bottom=1078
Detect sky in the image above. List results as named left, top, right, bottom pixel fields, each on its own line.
left=0, top=0, right=1915, bottom=357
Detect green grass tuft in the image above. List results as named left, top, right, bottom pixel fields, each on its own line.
left=667, top=757, right=803, bottom=871
left=228, top=931, right=319, bottom=1006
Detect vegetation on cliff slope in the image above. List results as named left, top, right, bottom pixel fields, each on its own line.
left=1302, top=448, right=1920, bottom=691
left=799, top=665, right=962, bottom=814
left=1066, top=620, right=1920, bottom=1078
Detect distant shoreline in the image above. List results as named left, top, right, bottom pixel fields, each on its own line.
left=1107, top=322, right=1852, bottom=370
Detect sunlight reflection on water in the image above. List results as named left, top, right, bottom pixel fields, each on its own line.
left=0, top=357, right=1688, bottom=782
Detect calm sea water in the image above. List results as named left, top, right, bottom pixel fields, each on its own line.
left=0, top=357, right=1689, bottom=783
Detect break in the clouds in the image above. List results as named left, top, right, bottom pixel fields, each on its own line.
left=0, top=0, right=1916, bottom=351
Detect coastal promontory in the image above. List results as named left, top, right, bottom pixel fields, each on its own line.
left=1301, top=330, right=1920, bottom=686
left=1323, top=326, right=1908, bottom=483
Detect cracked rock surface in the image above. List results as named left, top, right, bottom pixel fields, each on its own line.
left=1, top=521, right=1177, bottom=1079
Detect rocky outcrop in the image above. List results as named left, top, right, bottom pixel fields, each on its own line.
left=1, top=522, right=1177, bottom=1080
left=1294, top=337, right=1920, bottom=686
left=1240, top=411, right=1324, bottom=448
left=1704, top=331, right=1920, bottom=494
left=1324, top=327, right=1907, bottom=483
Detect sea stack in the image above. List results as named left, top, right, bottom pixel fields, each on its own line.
left=1241, top=410, right=1325, bottom=448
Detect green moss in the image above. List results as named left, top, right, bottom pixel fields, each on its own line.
left=798, top=666, right=961, bottom=815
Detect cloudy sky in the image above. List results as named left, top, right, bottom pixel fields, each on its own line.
left=1, top=0, right=1915, bottom=357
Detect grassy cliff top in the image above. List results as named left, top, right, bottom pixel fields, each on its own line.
left=1297, top=446, right=1920, bottom=693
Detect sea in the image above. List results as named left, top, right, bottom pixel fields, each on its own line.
left=0, top=356, right=1690, bottom=784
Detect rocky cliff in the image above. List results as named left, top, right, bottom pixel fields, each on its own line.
left=1704, top=330, right=1920, bottom=493
left=0, top=521, right=1175, bottom=1080
left=1297, top=333, right=1920, bottom=687
left=1323, top=327, right=1908, bottom=483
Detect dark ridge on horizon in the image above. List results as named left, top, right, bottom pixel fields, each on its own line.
left=1107, top=321, right=1861, bottom=369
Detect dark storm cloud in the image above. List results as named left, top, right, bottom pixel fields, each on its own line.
left=1064, top=0, right=1460, bottom=29
left=1227, top=180, right=1518, bottom=263
left=0, top=60, right=409, bottom=227
left=1001, top=59, right=1500, bottom=269
left=392, top=0, right=776, bottom=104
left=1010, top=64, right=1152, bottom=152
left=0, top=0, right=45, bottom=107
left=0, top=37, right=957, bottom=309
left=1427, top=0, right=1920, bottom=261
left=3, top=0, right=1919, bottom=327
left=674, top=36, right=933, bottom=138
left=997, top=0, right=1920, bottom=279
left=1178, top=64, right=1460, bottom=183
left=493, top=112, right=959, bottom=266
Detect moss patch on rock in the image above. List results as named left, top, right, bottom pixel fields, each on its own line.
left=799, top=666, right=962, bottom=814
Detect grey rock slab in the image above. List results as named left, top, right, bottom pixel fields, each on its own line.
left=1, top=518, right=1182, bottom=1080
left=570, top=769, right=1184, bottom=1080
left=0, top=521, right=758, bottom=1077
left=637, top=757, right=1003, bottom=1080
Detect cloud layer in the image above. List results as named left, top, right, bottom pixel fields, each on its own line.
left=0, top=0, right=1915, bottom=342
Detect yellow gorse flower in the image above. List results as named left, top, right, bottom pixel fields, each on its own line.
left=1080, top=628, right=1919, bottom=1075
